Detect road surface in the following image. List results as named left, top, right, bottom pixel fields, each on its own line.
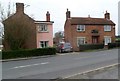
left=2, top=49, right=118, bottom=79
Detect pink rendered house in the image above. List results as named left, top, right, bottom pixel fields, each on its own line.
left=35, top=11, right=54, bottom=48
left=3, top=3, right=54, bottom=50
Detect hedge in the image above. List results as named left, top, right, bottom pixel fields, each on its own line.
left=79, top=44, right=104, bottom=51
left=2, top=47, right=56, bottom=59
left=108, top=42, right=120, bottom=49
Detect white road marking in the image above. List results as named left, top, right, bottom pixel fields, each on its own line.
left=10, top=62, right=49, bottom=69
left=74, top=56, right=91, bottom=60
left=40, top=62, right=49, bottom=65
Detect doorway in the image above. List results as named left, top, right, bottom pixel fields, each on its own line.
left=92, top=36, right=99, bottom=44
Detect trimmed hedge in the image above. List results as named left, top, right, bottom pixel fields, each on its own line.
left=108, top=42, right=120, bottom=49
left=2, top=47, right=56, bottom=59
left=115, top=40, right=120, bottom=43
left=79, top=44, right=104, bottom=51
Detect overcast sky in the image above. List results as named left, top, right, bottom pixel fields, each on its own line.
left=0, top=0, right=119, bottom=36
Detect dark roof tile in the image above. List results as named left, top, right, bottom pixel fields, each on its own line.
left=70, top=17, right=115, bottom=25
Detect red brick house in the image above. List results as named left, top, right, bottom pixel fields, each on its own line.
left=64, top=9, right=116, bottom=51
left=3, top=3, right=54, bottom=50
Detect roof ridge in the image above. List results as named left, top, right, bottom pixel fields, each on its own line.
left=71, top=17, right=106, bottom=19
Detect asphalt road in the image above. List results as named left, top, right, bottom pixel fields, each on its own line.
left=2, top=49, right=118, bottom=79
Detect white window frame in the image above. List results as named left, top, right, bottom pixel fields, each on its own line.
left=38, top=24, right=48, bottom=32
left=77, top=37, right=86, bottom=47
left=40, top=41, right=49, bottom=48
left=104, top=36, right=111, bottom=45
left=77, top=25, right=85, bottom=31
left=104, top=25, right=111, bottom=31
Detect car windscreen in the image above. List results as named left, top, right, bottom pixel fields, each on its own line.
left=64, top=43, right=71, bottom=47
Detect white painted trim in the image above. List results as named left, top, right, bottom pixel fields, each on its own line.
left=77, top=37, right=86, bottom=47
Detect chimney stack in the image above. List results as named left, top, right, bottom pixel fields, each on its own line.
left=46, top=11, right=50, bottom=21
left=16, top=3, right=24, bottom=14
left=105, top=11, right=110, bottom=20
left=66, top=9, right=71, bottom=19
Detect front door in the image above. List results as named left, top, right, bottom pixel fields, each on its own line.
left=104, top=36, right=111, bottom=45
left=92, top=36, right=99, bottom=44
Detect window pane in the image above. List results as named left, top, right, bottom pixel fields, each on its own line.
left=39, top=24, right=48, bottom=32
left=40, top=41, right=49, bottom=48
left=40, top=41, right=44, bottom=48
left=77, top=37, right=85, bottom=46
left=45, top=41, right=48, bottom=47
left=41, top=26, right=44, bottom=31
left=44, top=25, right=47, bottom=31
left=104, top=25, right=111, bottom=31
left=77, top=25, right=85, bottom=31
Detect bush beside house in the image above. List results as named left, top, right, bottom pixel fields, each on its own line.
left=108, top=42, right=120, bottom=49
left=115, top=36, right=120, bottom=43
left=2, top=47, right=56, bottom=59
left=79, top=44, right=104, bottom=51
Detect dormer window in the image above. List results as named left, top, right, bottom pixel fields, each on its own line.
left=38, top=24, right=48, bottom=32
left=104, top=25, right=111, bottom=31
left=77, top=25, right=85, bottom=31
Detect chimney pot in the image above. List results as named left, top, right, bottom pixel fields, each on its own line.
left=66, top=8, right=71, bottom=20
left=46, top=11, right=50, bottom=21
left=105, top=10, right=110, bottom=19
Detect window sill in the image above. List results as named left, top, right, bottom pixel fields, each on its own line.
left=104, top=31, right=111, bottom=32
left=38, top=31, right=49, bottom=33
left=77, top=31, right=85, bottom=33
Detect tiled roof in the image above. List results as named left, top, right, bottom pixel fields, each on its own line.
left=69, top=17, right=115, bottom=25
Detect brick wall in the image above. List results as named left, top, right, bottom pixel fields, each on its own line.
left=3, top=12, right=37, bottom=50
left=65, top=24, right=115, bottom=51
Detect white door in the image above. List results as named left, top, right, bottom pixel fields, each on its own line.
left=104, top=36, right=111, bottom=45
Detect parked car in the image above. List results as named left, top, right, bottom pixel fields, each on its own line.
left=56, top=42, right=73, bottom=53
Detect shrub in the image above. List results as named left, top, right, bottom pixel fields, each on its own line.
left=115, top=40, right=120, bottom=43
left=108, top=42, right=120, bottom=49
left=2, top=47, right=56, bottom=59
left=79, top=44, right=104, bottom=51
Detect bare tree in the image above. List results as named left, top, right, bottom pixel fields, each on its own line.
left=0, top=2, right=15, bottom=40
left=0, top=2, right=15, bottom=22
left=54, top=31, right=64, bottom=45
